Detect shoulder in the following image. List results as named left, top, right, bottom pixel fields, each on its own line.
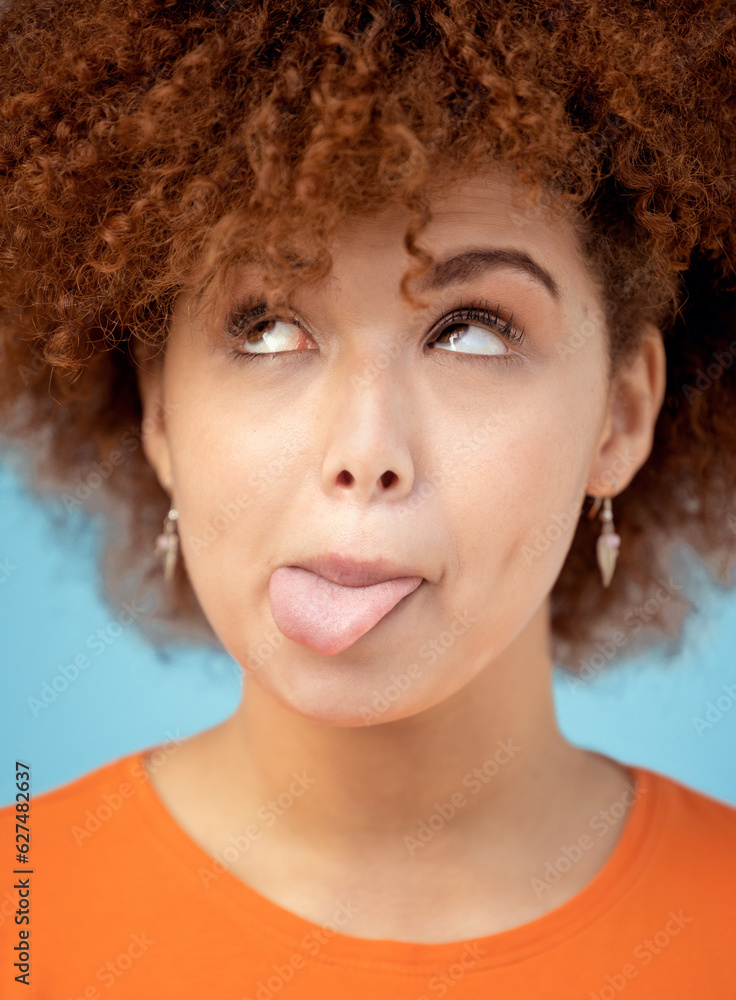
left=643, top=766, right=736, bottom=831
left=0, top=750, right=150, bottom=855
left=633, top=763, right=736, bottom=880
left=3, top=750, right=149, bottom=808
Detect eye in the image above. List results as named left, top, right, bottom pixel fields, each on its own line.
left=427, top=300, right=526, bottom=360
left=224, top=295, right=526, bottom=365
left=225, top=298, right=315, bottom=360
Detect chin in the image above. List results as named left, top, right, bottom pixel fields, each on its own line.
left=245, top=658, right=435, bottom=728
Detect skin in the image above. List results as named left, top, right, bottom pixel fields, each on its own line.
left=135, top=169, right=667, bottom=943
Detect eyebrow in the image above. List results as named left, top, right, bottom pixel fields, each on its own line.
left=415, top=247, right=562, bottom=302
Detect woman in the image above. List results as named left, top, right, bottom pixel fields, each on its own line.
left=1, top=0, right=735, bottom=995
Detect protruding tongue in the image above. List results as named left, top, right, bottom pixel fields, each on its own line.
left=269, top=566, right=423, bottom=655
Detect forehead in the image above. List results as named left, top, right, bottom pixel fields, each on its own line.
left=314, top=171, right=587, bottom=305
left=192, top=168, right=596, bottom=319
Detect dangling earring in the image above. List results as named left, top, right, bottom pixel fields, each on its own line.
left=154, top=506, right=179, bottom=583
left=587, top=480, right=620, bottom=588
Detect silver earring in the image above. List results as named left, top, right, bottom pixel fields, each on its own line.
left=154, top=507, right=179, bottom=583
left=587, top=490, right=620, bottom=588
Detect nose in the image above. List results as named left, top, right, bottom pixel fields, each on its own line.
left=335, top=467, right=398, bottom=490
left=320, top=367, right=416, bottom=505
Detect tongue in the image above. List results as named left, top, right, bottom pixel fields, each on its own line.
left=269, top=566, right=423, bottom=655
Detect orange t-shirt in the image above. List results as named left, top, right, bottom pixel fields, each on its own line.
left=1, top=745, right=735, bottom=998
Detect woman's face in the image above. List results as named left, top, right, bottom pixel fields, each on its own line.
left=138, top=170, right=635, bottom=726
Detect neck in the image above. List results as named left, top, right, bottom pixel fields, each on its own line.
left=204, top=600, right=581, bottom=854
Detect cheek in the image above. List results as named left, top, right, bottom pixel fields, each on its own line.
left=446, top=388, right=597, bottom=610
left=161, top=383, right=304, bottom=606
left=167, top=367, right=304, bottom=507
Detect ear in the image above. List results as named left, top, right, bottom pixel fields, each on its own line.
left=586, top=321, right=667, bottom=496
left=132, top=337, right=174, bottom=495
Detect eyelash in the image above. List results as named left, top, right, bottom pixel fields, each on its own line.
left=224, top=294, right=527, bottom=367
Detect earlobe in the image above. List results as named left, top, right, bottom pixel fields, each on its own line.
left=642, top=321, right=668, bottom=417
left=132, top=339, right=173, bottom=494
left=587, top=322, right=667, bottom=496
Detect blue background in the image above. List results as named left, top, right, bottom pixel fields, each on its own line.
left=1, top=457, right=735, bottom=808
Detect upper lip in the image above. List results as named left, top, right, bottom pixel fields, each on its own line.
left=288, top=553, right=425, bottom=588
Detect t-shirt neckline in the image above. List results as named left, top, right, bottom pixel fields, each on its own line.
left=130, top=746, right=664, bottom=972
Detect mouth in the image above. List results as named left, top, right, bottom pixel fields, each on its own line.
left=290, top=553, right=426, bottom=588
left=268, top=562, right=425, bottom=655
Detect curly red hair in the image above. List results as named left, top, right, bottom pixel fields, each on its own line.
left=1, top=0, right=735, bottom=671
